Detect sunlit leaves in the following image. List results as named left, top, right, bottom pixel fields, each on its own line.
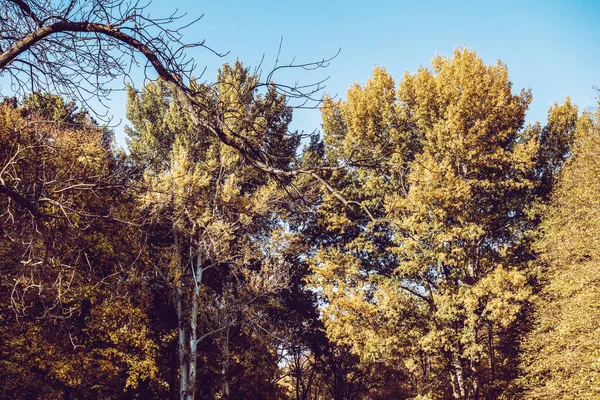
left=520, top=105, right=600, bottom=400
left=310, top=48, right=550, bottom=399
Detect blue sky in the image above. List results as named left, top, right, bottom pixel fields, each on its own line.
left=12, top=0, right=600, bottom=146
left=124, top=0, right=597, bottom=148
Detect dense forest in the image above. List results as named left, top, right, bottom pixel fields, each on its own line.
left=1, top=1, right=599, bottom=399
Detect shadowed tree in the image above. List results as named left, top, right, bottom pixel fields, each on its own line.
left=0, top=95, right=164, bottom=398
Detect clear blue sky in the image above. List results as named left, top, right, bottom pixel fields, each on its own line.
left=48, top=1, right=600, bottom=146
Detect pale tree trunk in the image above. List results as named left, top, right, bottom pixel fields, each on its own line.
left=449, top=351, right=483, bottom=400
left=449, top=369, right=460, bottom=400
left=220, top=324, right=231, bottom=399
left=176, top=231, right=189, bottom=400
left=450, top=352, right=467, bottom=400
left=187, top=246, right=203, bottom=400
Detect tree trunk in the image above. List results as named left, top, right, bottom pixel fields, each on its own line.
left=176, top=231, right=188, bottom=400
left=221, top=326, right=231, bottom=399
left=488, top=322, right=495, bottom=383
left=295, top=350, right=301, bottom=400
left=451, top=352, right=467, bottom=400
left=187, top=246, right=203, bottom=400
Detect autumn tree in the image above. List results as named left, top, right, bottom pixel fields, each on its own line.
left=125, top=62, right=309, bottom=399
left=308, top=49, right=575, bottom=399
left=0, top=94, right=164, bottom=398
left=2, top=7, right=592, bottom=397
left=519, top=103, right=600, bottom=399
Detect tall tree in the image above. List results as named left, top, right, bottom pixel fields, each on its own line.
left=309, top=49, right=549, bottom=399
left=519, top=104, right=600, bottom=399
left=126, top=62, right=303, bottom=400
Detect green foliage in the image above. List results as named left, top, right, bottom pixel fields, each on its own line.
left=125, top=61, right=306, bottom=399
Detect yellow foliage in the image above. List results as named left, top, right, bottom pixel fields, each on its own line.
left=311, top=48, right=544, bottom=399
left=520, top=105, right=600, bottom=399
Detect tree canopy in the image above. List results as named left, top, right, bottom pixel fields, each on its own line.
left=519, top=103, right=600, bottom=400
left=0, top=4, right=598, bottom=398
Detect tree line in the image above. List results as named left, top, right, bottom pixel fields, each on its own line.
left=1, top=1, right=599, bottom=399
left=1, top=50, right=598, bottom=400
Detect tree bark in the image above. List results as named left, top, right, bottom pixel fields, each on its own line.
left=488, top=322, right=495, bottom=383
left=175, top=230, right=188, bottom=400
left=187, top=244, right=203, bottom=400
left=220, top=323, right=231, bottom=399
left=451, top=353, right=466, bottom=400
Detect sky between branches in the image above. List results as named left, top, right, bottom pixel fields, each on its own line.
left=3, top=0, right=599, bottom=147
